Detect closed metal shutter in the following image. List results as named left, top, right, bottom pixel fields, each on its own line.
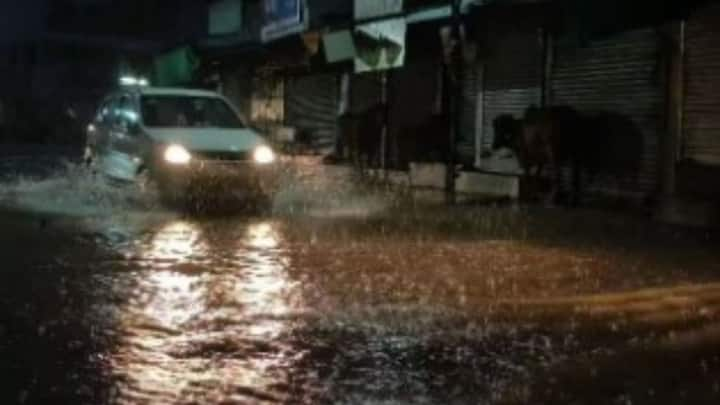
left=284, top=73, right=340, bottom=151
left=684, top=3, right=720, bottom=166
left=552, top=29, right=662, bottom=198
left=482, top=31, right=543, bottom=155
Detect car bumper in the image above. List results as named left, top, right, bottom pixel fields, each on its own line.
left=153, top=160, right=279, bottom=199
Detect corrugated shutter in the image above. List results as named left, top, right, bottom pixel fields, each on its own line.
left=482, top=31, right=543, bottom=155
left=552, top=29, right=662, bottom=198
left=284, top=73, right=339, bottom=150
left=684, top=3, right=720, bottom=166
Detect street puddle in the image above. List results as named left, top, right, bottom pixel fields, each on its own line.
left=5, top=157, right=719, bottom=403
left=110, top=219, right=306, bottom=403
left=91, top=217, right=579, bottom=404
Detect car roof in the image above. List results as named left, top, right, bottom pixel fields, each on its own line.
left=125, top=86, right=223, bottom=98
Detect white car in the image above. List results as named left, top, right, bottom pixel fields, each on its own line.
left=84, top=87, right=278, bottom=202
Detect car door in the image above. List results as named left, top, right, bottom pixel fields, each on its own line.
left=103, top=92, right=145, bottom=181
left=90, top=95, right=116, bottom=160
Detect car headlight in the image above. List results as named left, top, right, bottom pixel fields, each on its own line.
left=253, top=145, right=276, bottom=164
left=164, top=144, right=192, bottom=165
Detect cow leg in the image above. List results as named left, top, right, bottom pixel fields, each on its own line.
left=571, top=159, right=582, bottom=207
left=534, top=164, right=544, bottom=179
left=351, top=128, right=364, bottom=176
left=355, top=147, right=365, bottom=177
left=546, top=146, right=562, bottom=206
left=547, top=163, right=561, bottom=206
left=528, top=164, right=543, bottom=203
left=520, top=162, right=534, bottom=202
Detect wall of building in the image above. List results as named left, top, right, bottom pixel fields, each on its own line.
left=194, top=0, right=720, bottom=223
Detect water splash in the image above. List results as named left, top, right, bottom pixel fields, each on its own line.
left=271, top=158, right=396, bottom=219
left=0, top=155, right=396, bottom=229
left=0, top=161, right=161, bottom=215
left=0, top=160, right=176, bottom=244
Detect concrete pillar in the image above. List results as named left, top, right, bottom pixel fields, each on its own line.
left=473, top=62, right=485, bottom=168
left=661, top=21, right=685, bottom=198
left=540, top=27, right=554, bottom=107
left=380, top=70, right=388, bottom=173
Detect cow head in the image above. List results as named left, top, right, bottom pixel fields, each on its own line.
left=492, top=114, right=521, bottom=151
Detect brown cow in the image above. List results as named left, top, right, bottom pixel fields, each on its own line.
left=493, top=105, right=643, bottom=205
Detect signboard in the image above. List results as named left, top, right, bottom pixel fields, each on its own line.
left=261, top=0, right=306, bottom=42
left=209, top=0, right=242, bottom=36
left=354, top=18, right=407, bottom=73
left=323, top=30, right=356, bottom=63
left=354, top=0, right=404, bottom=21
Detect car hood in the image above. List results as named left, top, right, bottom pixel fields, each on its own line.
left=144, top=127, right=266, bottom=152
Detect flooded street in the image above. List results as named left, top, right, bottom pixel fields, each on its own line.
left=2, top=156, right=720, bottom=404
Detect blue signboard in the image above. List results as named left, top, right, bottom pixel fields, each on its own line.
left=265, top=0, right=301, bottom=24
left=262, top=0, right=304, bottom=42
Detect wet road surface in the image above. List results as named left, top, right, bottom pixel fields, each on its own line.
left=1, top=156, right=720, bottom=404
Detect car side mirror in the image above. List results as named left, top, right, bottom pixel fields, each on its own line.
left=117, top=120, right=141, bottom=136
left=128, top=121, right=141, bottom=136
left=114, top=120, right=140, bottom=136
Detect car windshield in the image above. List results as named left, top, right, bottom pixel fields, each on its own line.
left=140, top=95, right=245, bottom=129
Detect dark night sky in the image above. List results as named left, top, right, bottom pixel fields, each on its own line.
left=0, top=0, right=49, bottom=44
left=0, top=0, right=709, bottom=47
left=0, top=0, right=182, bottom=46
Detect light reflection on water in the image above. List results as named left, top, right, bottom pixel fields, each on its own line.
left=240, top=222, right=299, bottom=338
left=139, top=222, right=210, bottom=329
left=111, top=219, right=301, bottom=403
left=145, top=221, right=208, bottom=264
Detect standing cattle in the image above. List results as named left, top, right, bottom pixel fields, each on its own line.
left=492, top=105, right=643, bottom=205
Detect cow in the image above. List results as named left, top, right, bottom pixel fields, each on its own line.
left=492, top=105, right=643, bottom=205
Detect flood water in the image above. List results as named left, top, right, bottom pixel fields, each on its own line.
left=2, top=155, right=720, bottom=404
